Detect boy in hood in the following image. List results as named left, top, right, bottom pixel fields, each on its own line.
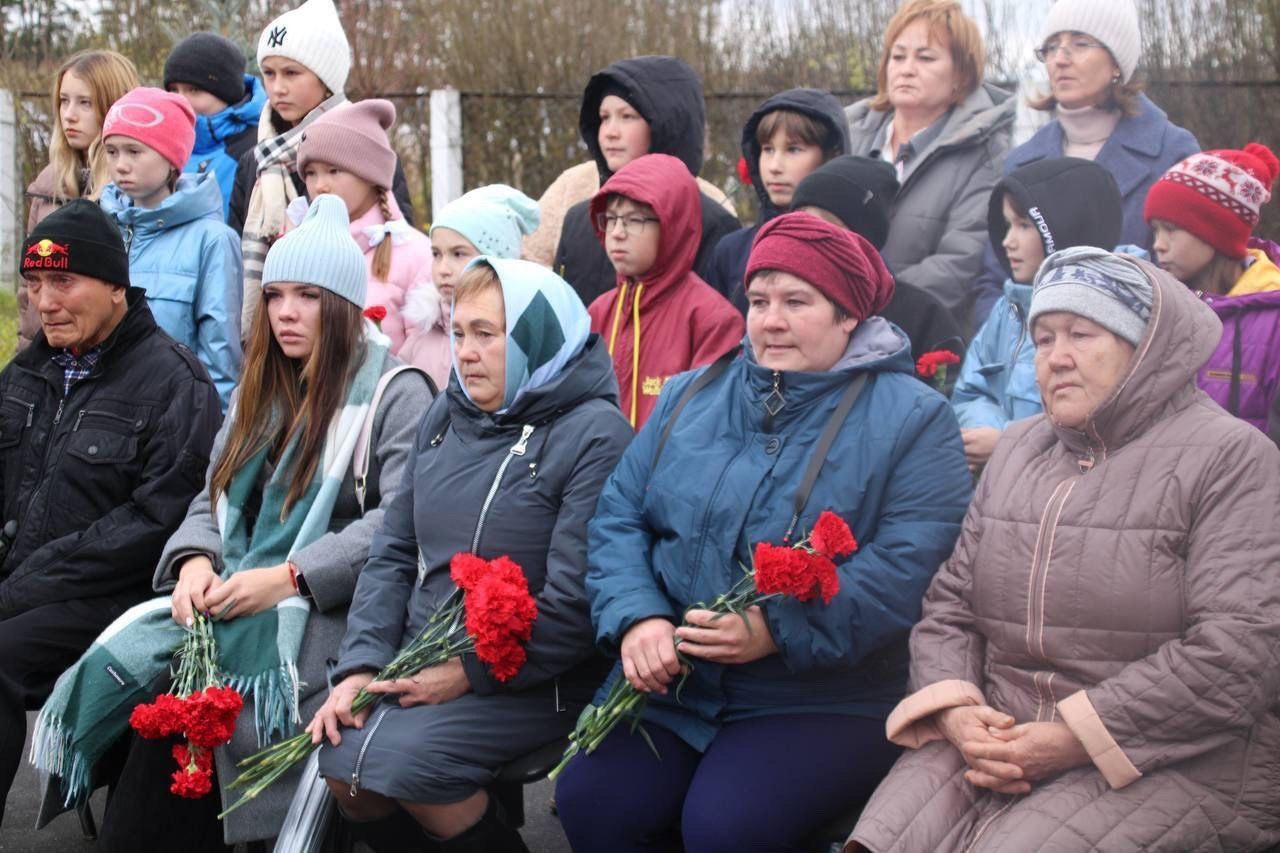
left=791, top=155, right=966, bottom=370
left=588, top=153, right=743, bottom=429
left=163, top=32, right=266, bottom=222
left=554, top=56, right=741, bottom=308
left=707, top=88, right=850, bottom=311
left=951, top=156, right=1123, bottom=470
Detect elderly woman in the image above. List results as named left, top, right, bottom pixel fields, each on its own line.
left=310, top=258, right=632, bottom=851
left=851, top=247, right=1280, bottom=852
left=844, top=0, right=1014, bottom=319
left=554, top=212, right=973, bottom=852
left=971, top=0, right=1199, bottom=322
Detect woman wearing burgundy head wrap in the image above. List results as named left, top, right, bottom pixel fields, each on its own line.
left=555, top=212, right=972, bottom=851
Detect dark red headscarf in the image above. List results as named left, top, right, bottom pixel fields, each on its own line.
left=744, top=211, right=895, bottom=321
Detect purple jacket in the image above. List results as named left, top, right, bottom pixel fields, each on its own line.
left=1199, top=284, right=1280, bottom=438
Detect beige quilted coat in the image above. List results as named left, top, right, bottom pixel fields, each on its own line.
left=852, top=257, right=1280, bottom=852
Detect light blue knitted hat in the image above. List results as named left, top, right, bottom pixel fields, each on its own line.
left=262, top=194, right=367, bottom=307
left=430, top=184, right=540, bottom=260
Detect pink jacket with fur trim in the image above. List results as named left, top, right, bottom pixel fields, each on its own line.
left=851, top=257, right=1280, bottom=853
left=349, top=196, right=431, bottom=352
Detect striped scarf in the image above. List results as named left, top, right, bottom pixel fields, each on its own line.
left=32, top=339, right=387, bottom=807
left=240, top=94, right=346, bottom=338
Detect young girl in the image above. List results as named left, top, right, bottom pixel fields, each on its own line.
left=19, top=49, right=137, bottom=351
left=40, top=194, right=433, bottom=850
left=296, top=99, right=430, bottom=353
left=230, top=0, right=414, bottom=336
left=398, top=184, right=540, bottom=390
left=1145, top=143, right=1280, bottom=442
left=99, top=87, right=243, bottom=408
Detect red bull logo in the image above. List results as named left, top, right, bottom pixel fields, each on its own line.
left=22, top=239, right=70, bottom=271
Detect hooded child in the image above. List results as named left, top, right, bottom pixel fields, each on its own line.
left=398, top=184, right=539, bottom=390
left=99, top=87, right=243, bottom=409
left=706, top=88, right=850, bottom=308
left=588, top=153, right=744, bottom=429
left=163, top=32, right=267, bottom=222
left=790, top=155, right=966, bottom=368
left=951, top=156, right=1123, bottom=470
left=553, top=56, right=741, bottom=307
left=296, top=98, right=430, bottom=353
left=1145, top=143, right=1280, bottom=442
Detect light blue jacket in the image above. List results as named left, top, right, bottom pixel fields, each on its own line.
left=587, top=320, right=972, bottom=750
left=101, top=173, right=242, bottom=407
left=955, top=246, right=1149, bottom=430
left=185, top=74, right=266, bottom=222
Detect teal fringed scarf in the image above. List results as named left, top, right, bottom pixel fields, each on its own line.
left=31, top=340, right=387, bottom=807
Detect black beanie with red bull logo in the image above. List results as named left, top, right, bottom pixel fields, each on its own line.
left=22, top=199, right=130, bottom=288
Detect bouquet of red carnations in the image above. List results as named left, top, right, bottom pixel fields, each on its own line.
left=128, top=615, right=244, bottom=799
left=218, top=553, right=538, bottom=817
left=548, top=510, right=857, bottom=780
left=916, top=349, right=962, bottom=390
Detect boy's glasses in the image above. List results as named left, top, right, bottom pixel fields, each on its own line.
left=597, top=213, right=659, bottom=235
left=1034, top=37, right=1104, bottom=62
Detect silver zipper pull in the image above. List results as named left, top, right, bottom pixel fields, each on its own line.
left=510, top=424, right=535, bottom=456
left=73, top=410, right=86, bottom=431
left=349, top=772, right=359, bottom=797
left=24, top=404, right=33, bottom=428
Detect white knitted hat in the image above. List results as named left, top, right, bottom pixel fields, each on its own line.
left=1042, top=0, right=1141, bottom=83
left=257, top=0, right=351, bottom=97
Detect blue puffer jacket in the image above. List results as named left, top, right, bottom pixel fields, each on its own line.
left=100, top=173, right=243, bottom=408
left=586, top=319, right=972, bottom=750
left=184, top=74, right=266, bottom=222
left=951, top=280, right=1038, bottom=430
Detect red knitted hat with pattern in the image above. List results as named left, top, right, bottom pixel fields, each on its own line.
left=1144, top=143, right=1279, bottom=259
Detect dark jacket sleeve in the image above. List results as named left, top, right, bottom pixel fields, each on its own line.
left=460, top=403, right=633, bottom=694
left=693, top=195, right=741, bottom=286
left=391, top=157, right=416, bottom=228
left=0, top=371, right=221, bottom=617
left=761, top=390, right=972, bottom=672
left=703, top=230, right=736, bottom=300
left=228, top=148, right=255, bottom=236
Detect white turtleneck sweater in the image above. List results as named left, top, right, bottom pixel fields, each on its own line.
left=1056, top=103, right=1122, bottom=160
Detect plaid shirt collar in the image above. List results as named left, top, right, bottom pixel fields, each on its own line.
left=51, top=346, right=103, bottom=396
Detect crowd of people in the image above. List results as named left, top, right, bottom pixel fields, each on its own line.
left=1, top=0, right=1278, bottom=850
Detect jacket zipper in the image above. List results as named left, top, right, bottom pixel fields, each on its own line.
left=73, top=409, right=135, bottom=432
left=470, top=424, right=534, bottom=553
left=348, top=705, right=393, bottom=796
left=121, top=224, right=135, bottom=253
left=1009, top=301, right=1027, bottom=373
left=1025, top=479, right=1074, bottom=661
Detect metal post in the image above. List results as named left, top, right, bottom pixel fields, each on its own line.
left=0, top=90, right=20, bottom=292
left=429, top=87, right=463, bottom=221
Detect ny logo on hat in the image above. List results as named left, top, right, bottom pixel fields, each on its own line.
left=268, top=26, right=287, bottom=48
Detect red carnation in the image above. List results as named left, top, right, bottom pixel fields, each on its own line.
left=915, top=349, right=960, bottom=379
left=736, top=156, right=753, bottom=185
left=806, top=553, right=840, bottom=605
left=169, top=743, right=214, bottom=799
left=129, top=693, right=188, bottom=739
left=449, top=552, right=491, bottom=591
left=753, top=542, right=814, bottom=600
left=810, top=511, right=857, bottom=559
left=183, top=686, right=244, bottom=748
left=461, top=567, right=537, bottom=682
left=363, top=305, right=388, bottom=323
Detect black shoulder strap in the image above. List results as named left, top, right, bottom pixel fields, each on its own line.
left=783, top=372, right=869, bottom=543
left=650, top=346, right=740, bottom=471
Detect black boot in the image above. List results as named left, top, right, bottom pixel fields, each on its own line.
left=434, top=795, right=529, bottom=853
left=343, top=808, right=437, bottom=853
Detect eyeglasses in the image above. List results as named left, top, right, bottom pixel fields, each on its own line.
left=596, top=213, right=659, bottom=236
left=1034, top=37, right=1104, bottom=62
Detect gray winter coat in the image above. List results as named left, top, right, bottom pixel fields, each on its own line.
left=845, top=83, right=1014, bottom=319
left=152, top=353, right=432, bottom=844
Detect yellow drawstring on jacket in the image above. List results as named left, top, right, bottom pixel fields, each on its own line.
left=606, top=280, right=644, bottom=427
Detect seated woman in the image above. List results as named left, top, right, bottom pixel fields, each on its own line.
left=40, top=194, right=433, bottom=850
left=554, top=212, right=973, bottom=852
left=851, top=247, right=1280, bottom=852
left=310, top=258, right=633, bottom=851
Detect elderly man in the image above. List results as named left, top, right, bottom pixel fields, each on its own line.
left=0, top=200, right=220, bottom=824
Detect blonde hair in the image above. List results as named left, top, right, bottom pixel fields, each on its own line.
left=870, top=0, right=984, bottom=113
left=453, top=262, right=504, bottom=308
left=48, top=50, right=139, bottom=203
left=370, top=186, right=394, bottom=280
